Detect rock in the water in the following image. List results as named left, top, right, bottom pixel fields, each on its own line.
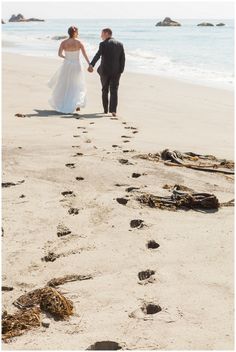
left=197, top=22, right=214, bottom=26
left=2, top=19, right=5, bottom=24
left=216, top=23, right=225, bottom=26
left=9, top=14, right=44, bottom=22
left=156, top=17, right=181, bottom=27
left=51, top=35, right=68, bottom=40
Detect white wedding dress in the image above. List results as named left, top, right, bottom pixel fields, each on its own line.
left=48, top=50, right=86, bottom=114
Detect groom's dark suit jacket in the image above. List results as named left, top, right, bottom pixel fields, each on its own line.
left=90, top=37, right=125, bottom=76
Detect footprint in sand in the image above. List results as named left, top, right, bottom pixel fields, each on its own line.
left=116, top=197, right=129, bottom=205
left=61, top=191, right=75, bottom=197
left=125, top=186, right=140, bottom=192
left=132, top=130, right=139, bottom=134
left=123, top=149, right=135, bottom=153
left=65, top=163, right=75, bottom=169
left=118, top=159, right=133, bottom=165
left=75, top=176, right=84, bottom=181
left=87, top=341, right=124, bottom=350
left=129, top=303, right=162, bottom=319
left=90, top=122, right=95, bottom=125
left=123, top=140, right=130, bottom=143
left=2, top=180, right=25, bottom=188
left=77, top=127, right=86, bottom=130
left=57, top=223, right=71, bottom=237
left=68, top=208, right=79, bottom=215
left=73, top=152, right=84, bottom=157
left=15, top=113, right=26, bottom=118
left=110, top=117, right=118, bottom=120
left=147, top=240, right=160, bottom=249
left=138, top=270, right=155, bottom=281
left=130, top=219, right=145, bottom=228
left=121, top=135, right=132, bottom=139
left=73, top=135, right=80, bottom=138
left=19, top=194, right=25, bottom=198
left=132, top=172, right=141, bottom=178
left=72, top=146, right=80, bottom=148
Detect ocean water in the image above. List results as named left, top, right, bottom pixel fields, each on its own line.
left=2, top=18, right=234, bottom=89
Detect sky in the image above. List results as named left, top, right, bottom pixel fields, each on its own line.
left=1, top=0, right=235, bottom=19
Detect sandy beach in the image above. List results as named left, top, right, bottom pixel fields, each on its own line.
left=2, top=52, right=234, bottom=350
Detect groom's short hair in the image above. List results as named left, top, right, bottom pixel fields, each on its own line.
left=102, top=28, right=112, bottom=36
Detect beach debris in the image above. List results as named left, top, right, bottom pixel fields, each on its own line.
left=47, top=274, right=93, bottom=287
left=14, top=113, right=26, bottom=118
left=40, top=287, right=73, bottom=318
left=87, top=341, right=123, bottom=350
left=132, top=172, right=141, bottom=178
left=147, top=240, right=160, bottom=249
left=134, top=152, right=160, bottom=162
left=130, top=219, right=145, bottom=228
left=161, top=149, right=234, bottom=175
left=135, top=149, right=234, bottom=175
left=57, top=223, right=71, bottom=237
left=2, top=307, right=41, bottom=342
left=2, top=286, right=14, bottom=291
left=65, top=163, right=75, bottom=168
left=13, top=287, right=73, bottom=319
left=2, top=180, right=25, bottom=188
left=68, top=208, right=79, bottom=215
left=138, top=270, right=155, bottom=281
left=61, top=191, right=75, bottom=197
left=116, top=197, right=129, bottom=205
left=75, top=176, right=84, bottom=181
left=137, top=186, right=220, bottom=211
left=163, top=184, right=193, bottom=192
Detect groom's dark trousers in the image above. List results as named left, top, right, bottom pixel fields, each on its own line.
left=90, top=37, right=125, bottom=113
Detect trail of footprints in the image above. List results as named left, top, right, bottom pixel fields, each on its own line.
left=3, top=115, right=160, bottom=347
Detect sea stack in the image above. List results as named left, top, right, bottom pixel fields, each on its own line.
left=9, top=14, right=44, bottom=22
left=197, top=22, right=214, bottom=26
left=156, top=17, right=181, bottom=27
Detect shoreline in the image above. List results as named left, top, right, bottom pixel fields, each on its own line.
left=2, top=51, right=234, bottom=350
left=1, top=49, right=234, bottom=92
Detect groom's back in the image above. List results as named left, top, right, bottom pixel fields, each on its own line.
left=100, top=38, right=125, bottom=76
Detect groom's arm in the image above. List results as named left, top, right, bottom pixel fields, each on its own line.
left=119, top=45, right=125, bottom=74
left=90, top=42, right=103, bottom=67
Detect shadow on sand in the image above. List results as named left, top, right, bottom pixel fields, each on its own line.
left=26, top=109, right=104, bottom=120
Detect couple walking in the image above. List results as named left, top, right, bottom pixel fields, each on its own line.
left=48, top=26, right=125, bottom=116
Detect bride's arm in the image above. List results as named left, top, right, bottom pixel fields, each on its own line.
left=58, top=42, right=65, bottom=59
left=80, top=42, right=90, bottom=65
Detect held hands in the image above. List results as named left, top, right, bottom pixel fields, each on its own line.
left=87, top=65, right=93, bottom=73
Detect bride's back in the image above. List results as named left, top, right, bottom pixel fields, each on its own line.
left=63, top=38, right=81, bottom=52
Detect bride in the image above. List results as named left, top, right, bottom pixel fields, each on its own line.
left=48, top=26, right=91, bottom=114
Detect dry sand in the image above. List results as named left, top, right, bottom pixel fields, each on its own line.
left=2, top=53, right=234, bottom=350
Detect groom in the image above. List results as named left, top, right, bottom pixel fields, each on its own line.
left=88, top=28, right=125, bottom=117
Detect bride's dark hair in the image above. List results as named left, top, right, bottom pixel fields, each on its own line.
left=68, top=26, right=78, bottom=38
